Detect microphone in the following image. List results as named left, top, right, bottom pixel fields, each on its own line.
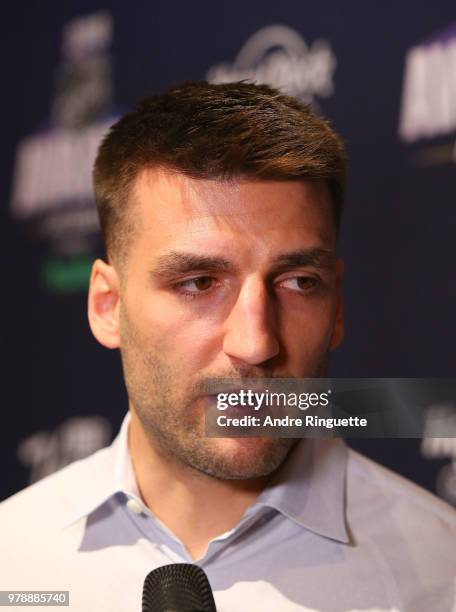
left=142, top=563, right=217, bottom=612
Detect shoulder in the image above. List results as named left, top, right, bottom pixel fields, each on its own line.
left=345, top=448, right=456, bottom=609
left=0, top=446, right=118, bottom=590
left=0, top=445, right=111, bottom=530
left=346, top=445, right=456, bottom=587
left=346, top=447, right=456, bottom=528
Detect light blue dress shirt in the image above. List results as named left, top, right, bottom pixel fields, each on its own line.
left=1, top=413, right=455, bottom=611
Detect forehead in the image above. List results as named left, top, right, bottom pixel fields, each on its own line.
left=130, top=169, right=335, bottom=258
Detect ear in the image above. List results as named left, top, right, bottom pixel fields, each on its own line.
left=330, top=259, right=344, bottom=350
left=87, top=259, right=121, bottom=349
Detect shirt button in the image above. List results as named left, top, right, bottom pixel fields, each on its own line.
left=126, top=498, right=143, bottom=514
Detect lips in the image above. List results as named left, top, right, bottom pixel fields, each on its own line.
left=204, top=379, right=269, bottom=395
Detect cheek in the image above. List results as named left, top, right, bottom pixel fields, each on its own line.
left=279, top=299, right=337, bottom=355
left=130, top=294, right=222, bottom=366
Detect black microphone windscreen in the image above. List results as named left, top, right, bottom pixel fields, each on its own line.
left=142, top=563, right=217, bottom=612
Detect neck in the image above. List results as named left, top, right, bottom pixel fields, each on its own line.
left=128, top=410, right=268, bottom=560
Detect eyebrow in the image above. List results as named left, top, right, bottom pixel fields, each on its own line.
left=150, top=248, right=336, bottom=280
left=272, top=248, right=337, bottom=270
left=151, top=252, right=235, bottom=279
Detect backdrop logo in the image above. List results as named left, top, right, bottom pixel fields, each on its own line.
left=17, top=416, right=112, bottom=484
left=10, top=11, right=118, bottom=293
left=206, top=25, right=337, bottom=105
left=11, top=123, right=110, bottom=220
left=398, top=22, right=456, bottom=164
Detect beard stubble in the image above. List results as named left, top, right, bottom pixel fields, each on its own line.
left=119, top=304, right=328, bottom=480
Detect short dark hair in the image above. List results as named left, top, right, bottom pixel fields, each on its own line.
left=93, top=81, right=346, bottom=262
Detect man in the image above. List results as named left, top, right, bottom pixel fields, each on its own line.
left=1, top=82, right=455, bottom=611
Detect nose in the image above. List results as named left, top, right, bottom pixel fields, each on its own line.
left=222, top=276, right=280, bottom=366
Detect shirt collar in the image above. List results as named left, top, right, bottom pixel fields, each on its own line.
left=253, top=438, right=349, bottom=544
left=62, top=413, right=138, bottom=528
left=62, top=414, right=349, bottom=544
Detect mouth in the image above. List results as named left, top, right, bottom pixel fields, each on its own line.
left=203, top=378, right=270, bottom=395
left=204, top=389, right=270, bottom=415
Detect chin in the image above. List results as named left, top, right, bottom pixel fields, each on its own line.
left=189, top=436, right=295, bottom=480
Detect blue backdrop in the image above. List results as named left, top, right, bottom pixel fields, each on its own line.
left=2, top=1, right=455, bottom=504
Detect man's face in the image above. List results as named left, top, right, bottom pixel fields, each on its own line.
left=114, top=169, right=343, bottom=479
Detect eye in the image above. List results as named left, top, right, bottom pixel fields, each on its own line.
left=278, top=276, right=320, bottom=293
left=174, top=276, right=216, bottom=296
